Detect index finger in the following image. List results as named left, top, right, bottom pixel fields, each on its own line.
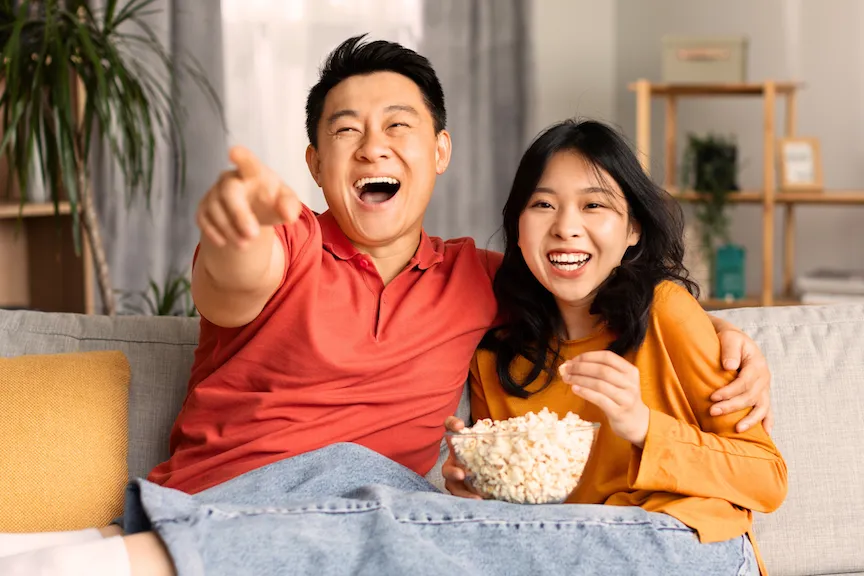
left=229, top=146, right=263, bottom=180
left=710, top=377, right=748, bottom=403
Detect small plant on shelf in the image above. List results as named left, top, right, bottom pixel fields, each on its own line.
left=681, top=133, right=743, bottom=298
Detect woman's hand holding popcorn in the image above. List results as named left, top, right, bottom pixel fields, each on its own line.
left=559, top=351, right=650, bottom=449
left=446, top=410, right=597, bottom=503
left=442, top=416, right=484, bottom=500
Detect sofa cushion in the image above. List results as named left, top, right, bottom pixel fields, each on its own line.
left=0, top=310, right=199, bottom=482
left=0, top=350, right=130, bottom=531
left=715, top=303, right=864, bottom=576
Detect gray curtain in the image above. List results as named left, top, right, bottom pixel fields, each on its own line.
left=420, top=0, right=529, bottom=249
left=92, top=0, right=226, bottom=311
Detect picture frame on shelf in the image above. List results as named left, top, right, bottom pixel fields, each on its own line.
left=778, top=137, right=823, bottom=192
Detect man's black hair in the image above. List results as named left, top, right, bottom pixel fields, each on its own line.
left=305, top=34, right=446, bottom=147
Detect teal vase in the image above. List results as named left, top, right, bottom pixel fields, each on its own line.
left=714, top=244, right=746, bottom=300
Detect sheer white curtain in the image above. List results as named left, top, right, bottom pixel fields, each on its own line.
left=221, top=0, right=423, bottom=213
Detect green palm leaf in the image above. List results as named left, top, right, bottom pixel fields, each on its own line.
left=0, top=0, right=223, bottom=314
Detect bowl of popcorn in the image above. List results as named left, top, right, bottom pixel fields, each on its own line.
left=447, top=408, right=599, bottom=504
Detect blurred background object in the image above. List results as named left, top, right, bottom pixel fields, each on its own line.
left=2, top=0, right=863, bottom=313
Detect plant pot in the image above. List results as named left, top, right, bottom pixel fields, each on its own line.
left=714, top=244, right=746, bottom=300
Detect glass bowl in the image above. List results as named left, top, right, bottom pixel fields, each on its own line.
left=447, top=422, right=599, bottom=504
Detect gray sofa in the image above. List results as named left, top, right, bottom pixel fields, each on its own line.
left=1, top=303, right=862, bottom=575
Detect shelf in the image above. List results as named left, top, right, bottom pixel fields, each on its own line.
left=670, top=189, right=764, bottom=203
left=634, top=77, right=858, bottom=308
left=700, top=297, right=802, bottom=310
left=670, top=190, right=864, bottom=205
left=0, top=204, right=92, bottom=314
left=0, top=202, right=73, bottom=219
left=776, top=191, right=864, bottom=204
left=627, top=82, right=801, bottom=96
left=701, top=298, right=762, bottom=310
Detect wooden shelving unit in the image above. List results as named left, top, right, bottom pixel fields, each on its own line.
left=629, top=80, right=864, bottom=307
left=0, top=201, right=94, bottom=314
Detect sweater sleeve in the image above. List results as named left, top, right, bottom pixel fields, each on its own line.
left=468, top=352, right=493, bottom=424
left=627, top=284, right=788, bottom=513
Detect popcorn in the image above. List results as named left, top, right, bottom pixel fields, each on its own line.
left=449, top=408, right=597, bottom=504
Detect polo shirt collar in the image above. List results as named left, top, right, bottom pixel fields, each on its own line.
left=319, top=210, right=444, bottom=270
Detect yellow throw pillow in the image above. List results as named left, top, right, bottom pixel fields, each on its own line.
left=0, top=350, right=130, bottom=532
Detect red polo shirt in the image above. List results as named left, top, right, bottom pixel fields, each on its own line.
left=147, top=207, right=501, bottom=494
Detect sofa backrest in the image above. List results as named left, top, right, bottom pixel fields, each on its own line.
left=2, top=303, right=863, bottom=576
left=715, top=303, right=864, bottom=576
left=0, top=310, right=198, bottom=482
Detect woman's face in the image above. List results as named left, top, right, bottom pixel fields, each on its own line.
left=518, top=151, right=640, bottom=309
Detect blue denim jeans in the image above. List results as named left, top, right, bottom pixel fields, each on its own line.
left=123, top=443, right=758, bottom=576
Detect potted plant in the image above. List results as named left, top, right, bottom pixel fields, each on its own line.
left=117, top=268, right=197, bottom=317
left=682, top=133, right=745, bottom=298
left=0, top=0, right=221, bottom=314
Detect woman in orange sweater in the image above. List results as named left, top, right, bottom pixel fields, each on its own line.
left=444, top=119, right=787, bottom=575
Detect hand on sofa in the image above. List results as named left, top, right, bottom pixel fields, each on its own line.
left=709, top=320, right=774, bottom=435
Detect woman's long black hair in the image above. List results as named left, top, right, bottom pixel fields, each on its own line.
left=482, top=119, right=698, bottom=398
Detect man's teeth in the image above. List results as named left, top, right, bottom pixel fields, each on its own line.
left=548, top=253, right=590, bottom=271
left=353, top=176, right=400, bottom=189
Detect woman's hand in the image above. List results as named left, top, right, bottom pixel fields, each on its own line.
left=559, top=351, right=650, bottom=448
left=709, top=320, right=774, bottom=434
left=441, top=416, right=483, bottom=499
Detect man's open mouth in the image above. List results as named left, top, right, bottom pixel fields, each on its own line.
left=353, top=176, right=401, bottom=204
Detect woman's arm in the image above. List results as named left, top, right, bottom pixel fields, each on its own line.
left=628, top=410, right=787, bottom=512
left=562, top=353, right=787, bottom=513
left=632, top=289, right=787, bottom=512
left=561, top=286, right=787, bottom=513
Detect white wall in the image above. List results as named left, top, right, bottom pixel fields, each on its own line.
left=527, top=0, right=618, bottom=137
left=530, top=0, right=864, bottom=296
left=613, top=0, right=864, bottom=295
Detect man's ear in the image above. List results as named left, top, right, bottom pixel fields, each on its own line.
left=305, top=145, right=322, bottom=186
left=435, top=129, right=452, bottom=175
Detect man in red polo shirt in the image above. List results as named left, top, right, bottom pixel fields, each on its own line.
left=0, top=35, right=772, bottom=576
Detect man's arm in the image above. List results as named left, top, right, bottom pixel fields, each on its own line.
left=707, top=314, right=738, bottom=350
left=192, top=146, right=303, bottom=328
left=707, top=313, right=774, bottom=434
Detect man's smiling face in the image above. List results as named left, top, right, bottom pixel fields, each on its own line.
left=306, top=71, right=451, bottom=249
